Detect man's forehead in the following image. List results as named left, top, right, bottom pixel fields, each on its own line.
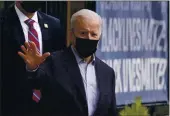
left=75, top=17, right=100, bottom=27
left=76, top=15, right=100, bottom=23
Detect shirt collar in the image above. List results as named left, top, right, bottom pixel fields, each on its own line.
left=71, top=46, right=95, bottom=65
left=15, top=5, right=38, bottom=24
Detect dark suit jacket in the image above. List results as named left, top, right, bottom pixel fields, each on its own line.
left=27, top=47, right=117, bottom=116
left=1, top=5, right=65, bottom=116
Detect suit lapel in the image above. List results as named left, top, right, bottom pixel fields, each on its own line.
left=37, top=12, right=49, bottom=53
left=62, top=47, right=87, bottom=100
left=94, top=57, right=109, bottom=115
left=62, top=47, right=88, bottom=114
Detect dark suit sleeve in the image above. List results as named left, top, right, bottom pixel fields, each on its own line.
left=108, top=70, right=118, bottom=116
left=27, top=56, right=52, bottom=89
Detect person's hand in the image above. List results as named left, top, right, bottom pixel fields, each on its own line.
left=18, top=41, right=50, bottom=70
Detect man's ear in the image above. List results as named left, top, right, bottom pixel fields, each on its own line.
left=67, top=29, right=74, bottom=46
left=69, top=29, right=74, bottom=42
left=97, top=35, right=101, bottom=49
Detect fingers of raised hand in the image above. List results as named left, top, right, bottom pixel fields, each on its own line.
left=21, top=42, right=31, bottom=54
left=30, top=41, right=38, bottom=54
left=39, top=52, right=50, bottom=63
left=18, top=51, right=26, bottom=61
left=21, top=45, right=27, bottom=54
left=23, top=42, right=38, bottom=55
left=42, top=52, right=50, bottom=60
left=25, top=42, right=30, bottom=50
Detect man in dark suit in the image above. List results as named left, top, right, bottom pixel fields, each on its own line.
left=1, top=1, right=65, bottom=115
left=18, top=9, right=117, bottom=116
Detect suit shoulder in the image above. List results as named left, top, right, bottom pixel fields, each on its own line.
left=38, top=11, right=60, bottom=23
left=0, top=7, right=11, bottom=22
left=50, top=49, right=66, bottom=61
left=97, top=57, right=114, bottom=73
left=50, top=50, right=63, bottom=57
left=42, top=50, right=64, bottom=68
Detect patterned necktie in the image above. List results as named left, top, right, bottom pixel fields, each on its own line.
left=25, top=18, right=41, bottom=103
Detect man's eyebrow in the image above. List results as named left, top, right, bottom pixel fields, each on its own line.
left=79, top=29, right=89, bottom=31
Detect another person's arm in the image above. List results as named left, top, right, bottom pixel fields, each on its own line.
left=18, top=41, right=51, bottom=88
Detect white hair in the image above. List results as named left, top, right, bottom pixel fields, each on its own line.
left=70, top=9, right=102, bottom=35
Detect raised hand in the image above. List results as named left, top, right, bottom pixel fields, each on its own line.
left=18, top=41, right=50, bottom=70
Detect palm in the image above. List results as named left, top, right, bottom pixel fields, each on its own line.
left=24, top=50, right=44, bottom=68
left=18, top=42, right=50, bottom=70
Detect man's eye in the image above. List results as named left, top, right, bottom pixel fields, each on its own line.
left=81, top=32, right=85, bottom=35
left=92, top=33, right=97, bottom=36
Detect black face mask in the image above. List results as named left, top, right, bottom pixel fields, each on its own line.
left=75, top=37, right=99, bottom=58
left=21, top=1, right=43, bottom=13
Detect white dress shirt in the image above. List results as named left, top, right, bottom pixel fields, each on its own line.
left=15, top=5, right=43, bottom=55
left=71, top=46, right=99, bottom=116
